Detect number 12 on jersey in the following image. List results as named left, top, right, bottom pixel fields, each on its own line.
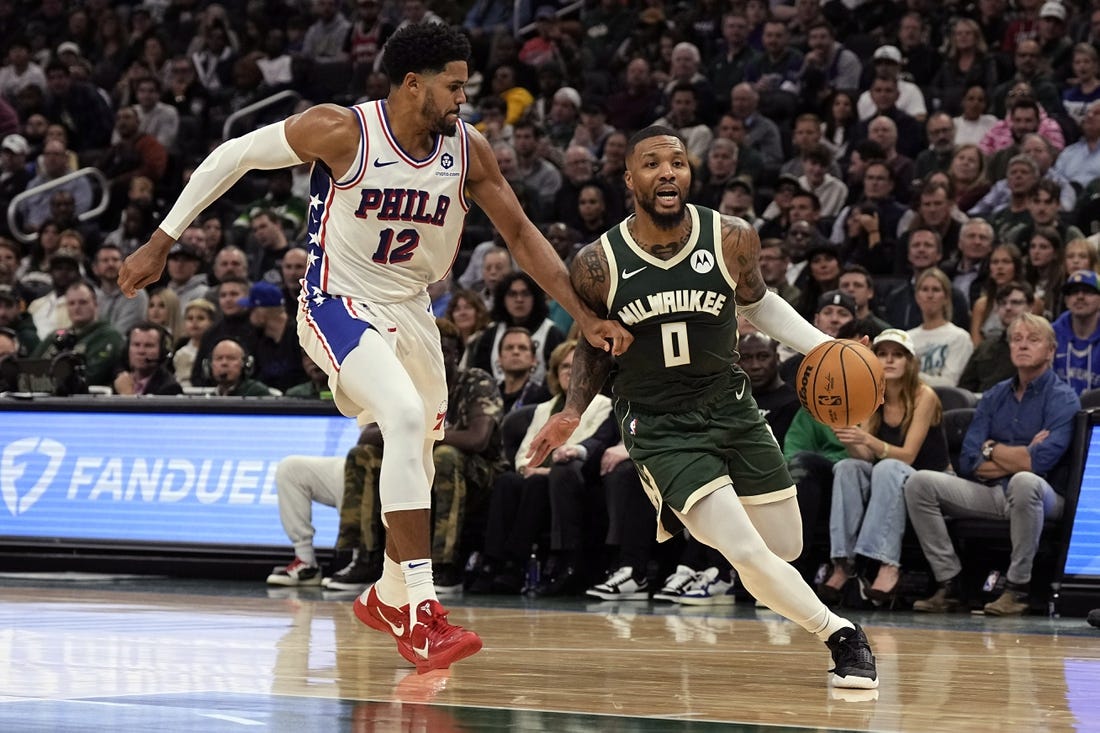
left=661, top=321, right=691, bottom=367
left=372, top=228, right=420, bottom=264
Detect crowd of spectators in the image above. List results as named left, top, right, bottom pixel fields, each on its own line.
left=0, top=0, right=1097, bottom=615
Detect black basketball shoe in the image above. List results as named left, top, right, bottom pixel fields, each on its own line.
left=825, top=623, right=879, bottom=689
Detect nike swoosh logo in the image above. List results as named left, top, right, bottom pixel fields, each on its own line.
left=622, top=266, right=646, bottom=280
left=373, top=158, right=398, bottom=167
left=383, top=615, right=405, bottom=636
left=414, top=639, right=429, bottom=659
left=408, top=561, right=429, bottom=569
left=735, top=381, right=746, bottom=400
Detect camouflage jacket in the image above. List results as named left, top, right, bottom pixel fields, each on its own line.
left=448, top=366, right=505, bottom=468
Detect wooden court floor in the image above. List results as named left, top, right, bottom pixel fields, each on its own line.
left=1, top=575, right=1099, bottom=732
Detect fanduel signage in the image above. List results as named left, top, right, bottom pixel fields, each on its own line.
left=0, top=410, right=359, bottom=547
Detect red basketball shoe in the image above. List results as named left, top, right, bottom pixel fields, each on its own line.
left=407, top=599, right=483, bottom=673
left=353, top=585, right=416, bottom=665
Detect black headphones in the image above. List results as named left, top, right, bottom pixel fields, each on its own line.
left=123, top=321, right=175, bottom=371
left=201, top=337, right=255, bottom=381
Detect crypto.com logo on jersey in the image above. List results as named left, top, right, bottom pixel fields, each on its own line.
left=0, top=410, right=358, bottom=547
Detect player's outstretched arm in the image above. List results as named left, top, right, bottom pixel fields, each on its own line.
left=526, top=243, right=617, bottom=466
left=119, top=105, right=359, bottom=296
left=721, top=215, right=831, bottom=355
left=463, top=127, right=632, bottom=356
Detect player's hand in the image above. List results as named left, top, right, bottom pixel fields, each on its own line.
left=581, top=316, right=633, bottom=356
left=119, top=236, right=172, bottom=297
left=526, top=411, right=581, bottom=467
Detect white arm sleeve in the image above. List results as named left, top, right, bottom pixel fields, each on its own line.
left=160, top=121, right=304, bottom=239
left=737, top=289, right=832, bottom=356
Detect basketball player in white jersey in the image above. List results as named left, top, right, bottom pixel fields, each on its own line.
left=119, top=23, right=631, bottom=674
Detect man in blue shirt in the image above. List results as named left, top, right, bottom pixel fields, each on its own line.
left=904, top=313, right=1079, bottom=615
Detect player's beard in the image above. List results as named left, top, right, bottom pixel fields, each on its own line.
left=423, top=95, right=458, bottom=137
left=634, top=188, right=685, bottom=231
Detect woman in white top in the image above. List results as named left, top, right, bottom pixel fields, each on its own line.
left=952, top=85, right=998, bottom=146
left=906, top=267, right=973, bottom=387
left=174, top=298, right=215, bottom=388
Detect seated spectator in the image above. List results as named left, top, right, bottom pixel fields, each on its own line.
left=1024, top=226, right=1067, bottom=321
left=473, top=340, right=613, bottom=595
left=885, top=229, right=973, bottom=331
left=1062, top=44, right=1100, bottom=126
left=1005, top=179, right=1084, bottom=251
left=729, top=82, right=782, bottom=170
left=759, top=238, right=800, bottom=307
left=799, top=143, right=847, bottom=219
left=207, top=246, right=251, bottom=297
left=833, top=161, right=914, bottom=277
left=653, top=83, right=714, bottom=164
left=31, top=281, right=123, bottom=387
left=265, top=450, right=347, bottom=587
left=979, top=95, right=1064, bottom=161
left=492, top=326, right=551, bottom=414
left=0, top=37, right=47, bottom=100
left=0, top=284, right=37, bottom=355
left=821, top=90, right=859, bottom=164
left=133, top=76, right=179, bottom=151
left=93, top=243, right=146, bottom=336
left=756, top=174, right=801, bottom=240
left=165, top=241, right=209, bottom=314
left=780, top=288, right=853, bottom=383
left=17, top=139, right=94, bottom=231
left=233, top=172, right=308, bottom=240
left=991, top=40, right=1062, bottom=118
left=718, top=177, right=757, bottom=221
left=42, top=59, right=114, bottom=153
left=798, top=21, right=862, bottom=115
left=174, top=298, right=215, bottom=388
left=948, top=144, right=991, bottom=214
left=743, top=19, right=803, bottom=124
left=190, top=277, right=254, bottom=387
left=112, top=321, right=183, bottom=396
left=1053, top=100, right=1100, bottom=189
left=466, top=273, right=566, bottom=386
left=959, top=281, right=1035, bottom=393
left=330, top=319, right=506, bottom=593
left=444, top=288, right=491, bottom=357
left=838, top=265, right=891, bottom=334
left=27, top=246, right=83, bottom=340
left=913, top=113, right=957, bottom=183
left=793, top=244, right=842, bottom=322
left=822, top=329, right=948, bottom=606
left=1053, top=270, right=1100, bottom=395
left=146, top=287, right=182, bottom=341
left=285, top=351, right=332, bottom=399
left=953, top=85, right=999, bottom=147
left=240, top=281, right=306, bottom=393
left=0, top=135, right=31, bottom=234
left=942, top=218, right=995, bottom=307
left=907, top=267, right=975, bottom=387
left=969, top=244, right=1026, bottom=345
left=906, top=313, right=1079, bottom=615
left=692, top=138, right=741, bottom=211
left=856, top=76, right=925, bottom=161
left=858, top=46, right=928, bottom=124
left=207, top=338, right=271, bottom=396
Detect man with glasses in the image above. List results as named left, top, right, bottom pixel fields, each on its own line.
left=959, top=281, right=1035, bottom=392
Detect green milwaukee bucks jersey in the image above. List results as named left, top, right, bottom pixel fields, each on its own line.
left=602, top=204, right=739, bottom=410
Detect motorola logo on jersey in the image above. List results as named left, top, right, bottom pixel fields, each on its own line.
left=1, top=438, right=66, bottom=517
left=354, top=188, right=452, bottom=226
left=691, top=250, right=715, bottom=274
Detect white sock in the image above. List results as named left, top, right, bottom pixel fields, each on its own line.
left=372, top=553, right=409, bottom=608
left=402, top=558, right=437, bottom=625
left=810, top=609, right=855, bottom=642
left=294, top=543, right=316, bottom=567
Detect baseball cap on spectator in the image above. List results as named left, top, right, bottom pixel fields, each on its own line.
left=0, top=285, right=18, bottom=304
left=1040, top=2, right=1067, bottom=20
left=167, top=241, right=203, bottom=260
left=50, top=247, right=83, bottom=267
left=1063, top=269, right=1100, bottom=295
left=727, top=175, right=754, bottom=195
left=776, top=173, right=803, bottom=192
left=237, top=281, right=285, bottom=308
left=872, top=328, right=916, bottom=356
left=57, top=41, right=81, bottom=58
left=815, top=290, right=857, bottom=318
left=535, top=6, right=557, bottom=20
left=553, top=86, right=582, bottom=110
left=1, top=134, right=29, bottom=156
left=872, top=45, right=902, bottom=64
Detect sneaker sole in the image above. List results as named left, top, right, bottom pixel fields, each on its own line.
left=585, top=589, right=649, bottom=601
left=413, top=631, right=483, bottom=674
left=652, top=592, right=686, bottom=602
left=266, top=575, right=322, bottom=587
left=327, top=580, right=370, bottom=591
left=676, top=595, right=736, bottom=606
left=829, top=671, right=879, bottom=689
left=353, top=596, right=419, bottom=666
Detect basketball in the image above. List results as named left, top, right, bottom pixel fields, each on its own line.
left=796, top=339, right=885, bottom=428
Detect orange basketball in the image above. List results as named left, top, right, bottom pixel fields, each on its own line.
left=796, top=339, right=885, bottom=428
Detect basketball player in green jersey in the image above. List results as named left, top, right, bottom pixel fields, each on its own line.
left=528, top=126, right=879, bottom=689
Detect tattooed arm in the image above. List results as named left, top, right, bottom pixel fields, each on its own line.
left=527, top=242, right=618, bottom=465
left=723, top=215, right=832, bottom=355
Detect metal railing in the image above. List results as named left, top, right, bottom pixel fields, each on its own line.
left=222, top=89, right=302, bottom=140
left=514, top=0, right=583, bottom=37
left=6, top=167, right=111, bottom=245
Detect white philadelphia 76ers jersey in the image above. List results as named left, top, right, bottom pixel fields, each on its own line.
left=302, top=99, right=470, bottom=303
